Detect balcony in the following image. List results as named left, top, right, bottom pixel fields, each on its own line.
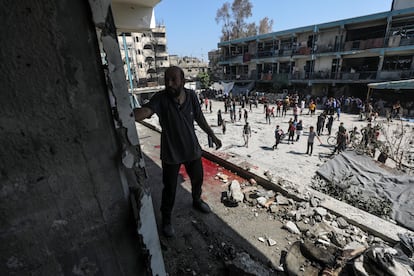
left=111, top=0, right=160, bottom=32
left=344, top=38, right=385, bottom=51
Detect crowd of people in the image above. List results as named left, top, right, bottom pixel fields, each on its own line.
left=198, top=90, right=394, bottom=158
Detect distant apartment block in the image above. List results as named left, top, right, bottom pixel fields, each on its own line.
left=208, top=49, right=222, bottom=81
left=217, top=3, right=414, bottom=97
left=118, top=26, right=170, bottom=87
left=169, top=55, right=209, bottom=81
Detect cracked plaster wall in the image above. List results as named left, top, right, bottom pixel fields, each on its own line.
left=0, top=0, right=163, bottom=275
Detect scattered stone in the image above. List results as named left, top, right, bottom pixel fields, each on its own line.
left=267, top=238, right=277, bottom=246
left=269, top=205, right=278, bottom=213
left=229, top=180, right=244, bottom=202
left=296, top=221, right=311, bottom=233
left=316, top=238, right=330, bottom=246
left=249, top=178, right=257, bottom=185
left=314, top=214, right=322, bottom=223
left=286, top=210, right=296, bottom=218
left=263, top=170, right=273, bottom=181
left=258, top=237, right=265, bottom=243
left=283, top=221, right=301, bottom=235
left=344, top=241, right=366, bottom=251
left=295, top=212, right=301, bottom=222
left=314, top=207, right=327, bottom=217
left=331, top=232, right=347, bottom=248
left=310, top=197, right=319, bottom=207
left=256, top=196, right=267, bottom=207
left=276, top=195, right=290, bottom=205
left=308, top=222, right=332, bottom=239
left=336, top=217, right=349, bottom=229
left=330, top=221, right=339, bottom=228
left=325, top=213, right=334, bottom=221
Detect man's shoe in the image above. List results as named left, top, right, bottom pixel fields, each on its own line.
left=193, top=199, right=211, bottom=213
left=162, top=223, right=175, bottom=237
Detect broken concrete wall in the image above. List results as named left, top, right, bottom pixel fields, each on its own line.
left=0, top=1, right=163, bottom=275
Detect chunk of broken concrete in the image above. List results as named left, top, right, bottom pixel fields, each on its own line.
left=283, top=221, right=301, bottom=235
left=314, top=207, right=327, bottom=217
left=229, top=180, right=244, bottom=202
left=267, top=238, right=277, bottom=246
left=256, top=196, right=267, bottom=207
left=336, top=217, right=349, bottom=229
left=276, top=195, right=290, bottom=205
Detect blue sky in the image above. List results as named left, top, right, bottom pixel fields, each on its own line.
left=154, top=0, right=393, bottom=61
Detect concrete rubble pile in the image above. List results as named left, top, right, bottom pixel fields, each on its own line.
left=217, top=172, right=414, bottom=275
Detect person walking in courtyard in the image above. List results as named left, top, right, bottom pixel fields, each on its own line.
left=293, top=104, right=299, bottom=122
left=133, top=66, right=222, bottom=237
left=309, top=100, right=316, bottom=116
left=287, top=118, right=296, bottom=144
left=296, top=119, right=303, bottom=141
left=316, top=112, right=326, bottom=136
left=273, top=125, right=284, bottom=149
left=326, top=115, right=334, bottom=135
left=276, top=100, right=282, bottom=117
left=265, top=106, right=271, bottom=124
left=243, top=122, right=252, bottom=147
left=282, top=97, right=289, bottom=117
left=217, top=109, right=223, bottom=126
left=243, top=108, right=248, bottom=123
left=306, top=126, right=321, bottom=156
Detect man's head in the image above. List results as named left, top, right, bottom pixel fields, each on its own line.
left=165, top=66, right=185, bottom=98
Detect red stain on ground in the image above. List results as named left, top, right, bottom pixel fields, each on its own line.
left=179, top=157, right=245, bottom=184
left=154, top=145, right=161, bottom=148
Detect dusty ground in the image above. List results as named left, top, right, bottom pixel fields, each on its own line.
left=137, top=100, right=414, bottom=275
left=139, top=125, right=288, bottom=275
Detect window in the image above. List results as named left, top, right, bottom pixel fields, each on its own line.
left=383, top=55, right=413, bottom=70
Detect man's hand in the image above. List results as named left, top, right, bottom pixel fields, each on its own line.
left=212, top=136, right=222, bottom=150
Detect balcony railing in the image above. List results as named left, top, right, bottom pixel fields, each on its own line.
left=222, top=69, right=414, bottom=83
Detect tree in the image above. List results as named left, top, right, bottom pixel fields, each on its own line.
left=231, top=0, right=253, bottom=39
left=216, top=0, right=273, bottom=41
left=197, top=72, right=211, bottom=90
left=259, top=17, right=274, bottom=34
left=215, top=3, right=232, bottom=41
left=245, top=22, right=257, bottom=37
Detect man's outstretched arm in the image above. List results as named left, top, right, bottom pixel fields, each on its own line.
left=196, top=115, right=222, bottom=150
left=133, top=107, right=154, bottom=122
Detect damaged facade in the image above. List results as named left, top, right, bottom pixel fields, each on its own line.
left=117, top=26, right=170, bottom=88
left=218, top=3, right=414, bottom=99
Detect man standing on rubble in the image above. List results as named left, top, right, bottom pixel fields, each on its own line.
left=133, top=66, right=222, bottom=237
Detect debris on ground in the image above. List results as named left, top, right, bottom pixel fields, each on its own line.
left=217, top=176, right=414, bottom=275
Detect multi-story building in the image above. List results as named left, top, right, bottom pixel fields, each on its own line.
left=218, top=3, right=414, bottom=98
left=118, top=25, right=170, bottom=88
left=208, top=49, right=222, bottom=81
left=169, top=55, right=209, bottom=81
